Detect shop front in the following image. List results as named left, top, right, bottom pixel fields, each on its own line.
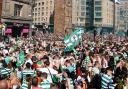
left=1, top=18, right=31, bottom=37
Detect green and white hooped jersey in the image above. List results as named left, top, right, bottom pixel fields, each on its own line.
left=39, top=80, right=51, bottom=89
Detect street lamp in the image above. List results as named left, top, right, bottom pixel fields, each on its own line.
left=113, top=0, right=116, bottom=34
left=111, top=0, right=120, bottom=34
left=90, top=0, right=95, bottom=41
left=110, top=0, right=116, bottom=34
left=29, top=0, right=35, bottom=37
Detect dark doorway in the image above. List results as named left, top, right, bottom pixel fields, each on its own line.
left=12, top=26, right=22, bottom=37
left=22, top=33, right=28, bottom=38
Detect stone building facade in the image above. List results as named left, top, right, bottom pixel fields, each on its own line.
left=33, top=0, right=54, bottom=25
left=54, top=0, right=72, bottom=36
left=1, top=0, right=32, bottom=37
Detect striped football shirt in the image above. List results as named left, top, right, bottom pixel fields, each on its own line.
left=101, top=74, right=115, bottom=89
left=22, top=69, right=35, bottom=81
left=20, top=82, right=28, bottom=89
left=20, top=81, right=32, bottom=89
left=39, top=80, right=51, bottom=89
left=0, top=68, right=11, bottom=77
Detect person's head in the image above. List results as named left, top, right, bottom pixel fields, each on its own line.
left=65, top=60, right=71, bottom=67
left=106, top=67, right=113, bottom=76
left=36, top=71, right=42, bottom=77
left=70, top=58, right=75, bottom=64
left=32, top=77, right=38, bottom=87
left=2, top=60, right=7, bottom=68
left=18, top=66, right=22, bottom=71
left=31, top=56, right=38, bottom=63
left=50, top=83, right=59, bottom=89
left=0, top=80, right=8, bottom=89
left=26, top=74, right=32, bottom=82
left=100, top=68, right=106, bottom=74
left=75, top=81, right=83, bottom=89
left=44, top=60, right=50, bottom=67
left=120, top=60, right=126, bottom=67
left=80, top=67, right=86, bottom=74
left=115, top=84, right=123, bottom=89
left=42, top=72, right=48, bottom=80
left=42, top=55, right=49, bottom=61
left=94, top=61, right=100, bottom=68
left=26, top=62, right=31, bottom=69
left=63, top=69, right=69, bottom=78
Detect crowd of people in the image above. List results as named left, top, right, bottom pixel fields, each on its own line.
left=0, top=33, right=128, bottom=89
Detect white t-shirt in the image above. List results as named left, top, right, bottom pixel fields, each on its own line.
left=92, top=67, right=100, bottom=75
left=37, top=67, right=58, bottom=83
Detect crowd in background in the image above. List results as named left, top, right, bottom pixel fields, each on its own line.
left=0, top=33, right=128, bottom=89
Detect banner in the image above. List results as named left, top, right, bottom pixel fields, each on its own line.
left=64, top=29, right=84, bottom=48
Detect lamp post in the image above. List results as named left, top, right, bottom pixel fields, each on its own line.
left=111, top=0, right=118, bottom=34
left=113, top=0, right=116, bottom=34
left=29, top=0, right=35, bottom=37
left=90, top=0, right=95, bottom=41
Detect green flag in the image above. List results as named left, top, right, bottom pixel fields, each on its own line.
left=64, top=29, right=83, bottom=48
left=16, top=50, right=25, bottom=67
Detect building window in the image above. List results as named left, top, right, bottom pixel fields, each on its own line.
left=81, top=0, right=86, bottom=5
left=95, top=12, right=101, bottom=16
left=38, top=8, right=40, bottom=11
left=77, top=18, right=79, bottom=21
left=95, top=7, right=101, bottom=11
left=42, top=12, right=44, bottom=16
left=81, top=12, right=85, bottom=16
left=81, top=6, right=85, bottom=11
left=39, top=3, right=41, bottom=6
left=42, top=2, right=44, bottom=5
left=95, top=1, right=101, bottom=5
left=14, top=4, right=23, bottom=16
left=35, top=13, right=37, bottom=16
left=34, top=8, right=37, bottom=11
left=80, top=18, right=84, bottom=22
left=42, top=7, right=44, bottom=10
left=95, top=18, right=102, bottom=22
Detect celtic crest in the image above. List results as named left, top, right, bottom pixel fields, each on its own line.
left=71, top=34, right=78, bottom=42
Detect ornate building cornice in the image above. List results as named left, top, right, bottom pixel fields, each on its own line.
left=11, top=0, right=30, bottom=4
